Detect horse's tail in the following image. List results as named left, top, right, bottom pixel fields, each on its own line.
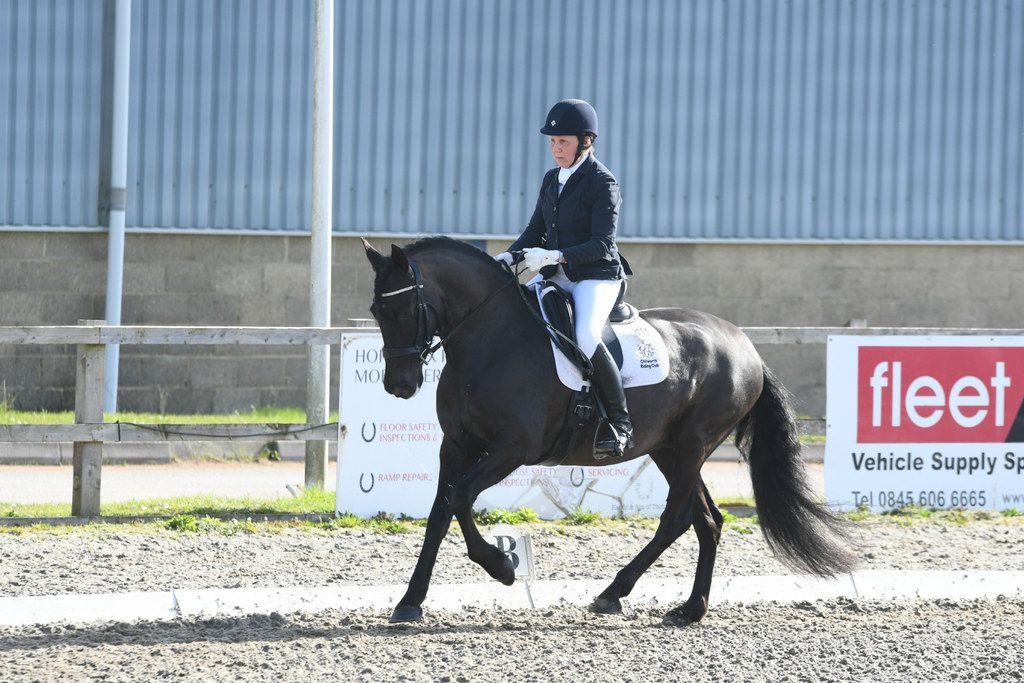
left=734, top=364, right=858, bottom=577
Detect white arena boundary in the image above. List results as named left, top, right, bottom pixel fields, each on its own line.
left=2, top=570, right=1023, bottom=628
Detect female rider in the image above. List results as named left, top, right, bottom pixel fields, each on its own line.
left=495, top=99, right=633, bottom=458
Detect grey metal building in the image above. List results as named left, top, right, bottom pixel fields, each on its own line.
left=3, top=0, right=1023, bottom=242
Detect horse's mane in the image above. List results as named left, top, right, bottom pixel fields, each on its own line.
left=405, top=235, right=504, bottom=274
left=374, top=236, right=505, bottom=293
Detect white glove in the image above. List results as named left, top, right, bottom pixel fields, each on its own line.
left=494, top=251, right=513, bottom=266
left=522, top=247, right=562, bottom=271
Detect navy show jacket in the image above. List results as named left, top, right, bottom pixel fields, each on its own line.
left=509, top=154, right=628, bottom=282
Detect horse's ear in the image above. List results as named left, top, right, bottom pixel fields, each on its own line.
left=362, top=238, right=384, bottom=271
left=390, top=244, right=411, bottom=274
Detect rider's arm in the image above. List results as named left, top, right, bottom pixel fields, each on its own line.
left=509, top=172, right=555, bottom=253
left=559, top=173, right=620, bottom=265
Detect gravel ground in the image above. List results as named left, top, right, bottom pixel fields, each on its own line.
left=1, top=599, right=1021, bottom=682
left=1, top=517, right=1023, bottom=597
left=1, top=518, right=1023, bottom=681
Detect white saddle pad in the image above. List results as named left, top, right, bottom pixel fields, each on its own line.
left=533, top=284, right=671, bottom=391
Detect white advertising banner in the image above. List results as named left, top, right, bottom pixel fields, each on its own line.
left=335, top=333, right=669, bottom=518
left=825, top=336, right=1024, bottom=512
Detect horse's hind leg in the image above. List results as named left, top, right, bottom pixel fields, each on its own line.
left=591, top=450, right=700, bottom=614
left=663, top=478, right=724, bottom=625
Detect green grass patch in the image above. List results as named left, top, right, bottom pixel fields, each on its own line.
left=166, top=514, right=199, bottom=532
left=560, top=508, right=603, bottom=525
left=4, top=492, right=1021, bottom=535
left=844, top=504, right=874, bottom=522
left=475, top=508, right=541, bottom=525
left=870, top=505, right=1022, bottom=525
left=0, top=488, right=336, bottom=519
left=165, top=515, right=262, bottom=535
left=320, top=512, right=363, bottom=529
left=715, top=497, right=756, bottom=508
left=0, top=402, right=338, bottom=425
left=884, top=504, right=935, bottom=520
left=366, top=512, right=413, bottom=534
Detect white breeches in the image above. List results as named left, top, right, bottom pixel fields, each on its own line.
left=528, top=268, right=622, bottom=358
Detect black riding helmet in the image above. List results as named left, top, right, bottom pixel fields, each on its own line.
left=540, top=99, right=598, bottom=162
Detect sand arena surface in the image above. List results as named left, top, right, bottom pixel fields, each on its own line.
left=1, top=517, right=1023, bottom=681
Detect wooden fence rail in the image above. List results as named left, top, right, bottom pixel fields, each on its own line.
left=3, top=325, right=1023, bottom=346
left=0, top=423, right=340, bottom=443
left=0, top=323, right=372, bottom=515
left=0, top=325, right=361, bottom=345
left=2, top=323, right=1021, bottom=516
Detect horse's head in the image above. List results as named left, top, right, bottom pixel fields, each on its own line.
left=362, top=239, right=439, bottom=399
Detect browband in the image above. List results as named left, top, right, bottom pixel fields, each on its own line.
left=380, top=283, right=424, bottom=297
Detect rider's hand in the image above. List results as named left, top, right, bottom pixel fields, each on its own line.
left=522, top=247, right=562, bottom=271
left=494, top=251, right=514, bottom=266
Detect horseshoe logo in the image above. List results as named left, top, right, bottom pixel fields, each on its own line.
left=359, top=473, right=375, bottom=493
left=361, top=422, right=377, bottom=442
left=570, top=467, right=585, bottom=487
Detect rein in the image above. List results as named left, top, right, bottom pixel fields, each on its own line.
left=507, top=264, right=595, bottom=377
left=378, top=259, right=521, bottom=362
left=378, top=252, right=594, bottom=376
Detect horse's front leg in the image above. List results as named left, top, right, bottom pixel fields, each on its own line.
left=390, top=437, right=466, bottom=623
left=450, top=447, right=527, bottom=586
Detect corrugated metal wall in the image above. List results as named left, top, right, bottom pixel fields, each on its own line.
left=128, top=0, right=312, bottom=232
left=1, top=0, right=104, bottom=227
left=2, top=0, right=1022, bottom=240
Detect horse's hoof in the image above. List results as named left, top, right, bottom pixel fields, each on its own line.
left=389, top=604, right=423, bottom=623
left=492, top=555, right=515, bottom=586
left=479, top=550, right=516, bottom=586
left=663, top=599, right=707, bottom=626
left=590, top=596, right=622, bottom=615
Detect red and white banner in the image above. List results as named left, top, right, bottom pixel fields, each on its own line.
left=826, top=336, right=1024, bottom=512
left=335, top=333, right=669, bottom=519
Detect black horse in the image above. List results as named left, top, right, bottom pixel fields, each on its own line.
left=362, top=236, right=856, bottom=625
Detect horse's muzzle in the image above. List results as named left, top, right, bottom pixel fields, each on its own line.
left=386, top=381, right=419, bottom=400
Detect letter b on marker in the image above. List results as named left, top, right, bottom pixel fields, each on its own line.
left=494, top=535, right=520, bottom=570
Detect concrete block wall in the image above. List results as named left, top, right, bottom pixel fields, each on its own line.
left=0, top=231, right=1020, bottom=417
left=588, top=241, right=1024, bottom=417
left=0, top=232, right=387, bottom=413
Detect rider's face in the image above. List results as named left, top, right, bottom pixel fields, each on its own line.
left=549, top=135, right=582, bottom=169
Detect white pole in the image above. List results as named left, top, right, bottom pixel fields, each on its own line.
left=103, top=0, right=132, bottom=414
left=306, top=0, right=334, bottom=489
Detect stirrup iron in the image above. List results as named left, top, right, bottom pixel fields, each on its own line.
left=594, top=421, right=632, bottom=460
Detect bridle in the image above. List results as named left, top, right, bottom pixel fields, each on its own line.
left=377, top=253, right=597, bottom=378
left=377, top=257, right=522, bottom=363
left=378, top=261, right=443, bottom=362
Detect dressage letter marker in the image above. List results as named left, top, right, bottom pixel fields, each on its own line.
left=484, top=524, right=536, bottom=580
left=484, top=524, right=537, bottom=608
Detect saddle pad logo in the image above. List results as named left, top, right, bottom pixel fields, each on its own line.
left=633, top=326, right=660, bottom=366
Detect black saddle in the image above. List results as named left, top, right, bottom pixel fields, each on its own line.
left=522, top=279, right=639, bottom=466
left=533, top=280, right=638, bottom=378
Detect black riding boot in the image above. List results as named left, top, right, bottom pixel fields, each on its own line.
left=589, top=343, right=634, bottom=459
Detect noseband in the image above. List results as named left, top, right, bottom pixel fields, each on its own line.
left=378, top=261, right=443, bottom=362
